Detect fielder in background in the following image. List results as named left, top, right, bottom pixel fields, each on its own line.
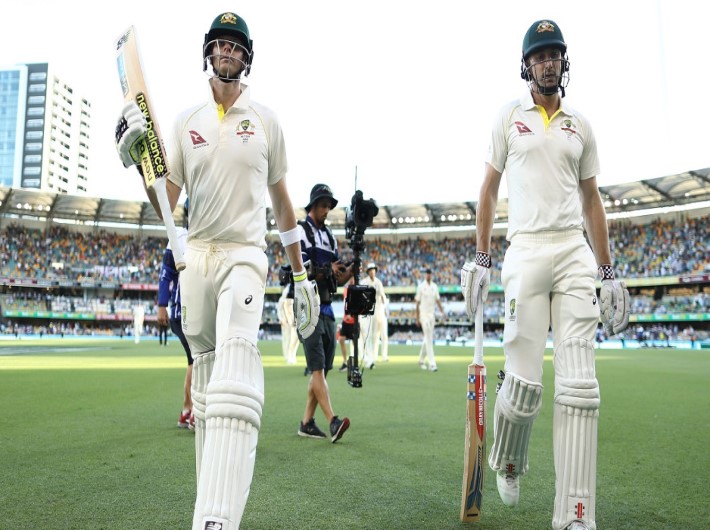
left=461, top=20, right=630, bottom=530
left=277, top=284, right=300, bottom=365
left=115, top=12, right=318, bottom=530
left=415, top=268, right=445, bottom=372
left=132, top=303, right=144, bottom=344
left=362, top=262, right=389, bottom=367
left=296, top=184, right=353, bottom=442
left=157, top=202, right=193, bottom=429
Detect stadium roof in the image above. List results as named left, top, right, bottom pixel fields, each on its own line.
left=1, top=167, right=708, bottom=231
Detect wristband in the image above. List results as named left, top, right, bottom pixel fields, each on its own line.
left=475, top=251, right=491, bottom=268
left=292, top=270, right=307, bottom=282
left=279, top=227, right=300, bottom=247
left=598, top=264, right=615, bottom=280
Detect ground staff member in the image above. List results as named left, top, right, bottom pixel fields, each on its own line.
left=115, top=12, right=318, bottom=529
left=461, top=20, right=629, bottom=530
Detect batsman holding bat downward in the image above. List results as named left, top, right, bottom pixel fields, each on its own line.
left=461, top=19, right=630, bottom=530
left=115, top=12, right=319, bottom=530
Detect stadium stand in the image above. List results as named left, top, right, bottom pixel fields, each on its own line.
left=1, top=169, right=708, bottom=346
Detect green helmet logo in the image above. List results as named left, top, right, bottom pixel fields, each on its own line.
left=522, top=20, right=566, bottom=60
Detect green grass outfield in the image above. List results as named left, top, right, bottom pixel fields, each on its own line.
left=1, top=339, right=708, bottom=529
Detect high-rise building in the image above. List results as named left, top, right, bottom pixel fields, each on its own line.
left=0, top=63, right=91, bottom=194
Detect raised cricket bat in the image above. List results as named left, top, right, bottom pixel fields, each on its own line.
left=460, top=303, right=486, bottom=522
left=115, top=26, right=186, bottom=271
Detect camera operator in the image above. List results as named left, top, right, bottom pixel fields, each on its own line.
left=296, top=184, right=353, bottom=443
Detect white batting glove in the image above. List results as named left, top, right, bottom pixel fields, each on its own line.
left=293, top=270, right=320, bottom=339
left=598, top=264, right=630, bottom=336
left=115, top=101, right=147, bottom=168
left=461, top=251, right=491, bottom=320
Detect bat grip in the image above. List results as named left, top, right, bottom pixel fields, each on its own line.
left=153, top=178, right=186, bottom=271
left=473, top=300, right=484, bottom=365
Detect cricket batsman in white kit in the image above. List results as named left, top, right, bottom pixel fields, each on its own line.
left=114, top=12, right=319, bottom=529
left=461, top=20, right=630, bottom=530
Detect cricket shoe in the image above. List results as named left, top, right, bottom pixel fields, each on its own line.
left=419, top=362, right=428, bottom=370
left=177, top=409, right=191, bottom=429
left=565, top=522, right=590, bottom=530
left=298, top=418, right=326, bottom=439
left=338, top=363, right=348, bottom=372
left=429, top=365, right=438, bottom=372
left=329, top=416, right=350, bottom=443
left=496, top=471, right=520, bottom=506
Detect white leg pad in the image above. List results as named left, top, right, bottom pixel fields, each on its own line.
left=192, top=349, right=215, bottom=483
left=193, top=338, right=264, bottom=530
left=488, top=372, right=544, bottom=476
left=552, top=338, right=599, bottom=530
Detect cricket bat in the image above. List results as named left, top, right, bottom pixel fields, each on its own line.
left=115, top=26, right=186, bottom=271
left=460, top=303, right=486, bottom=522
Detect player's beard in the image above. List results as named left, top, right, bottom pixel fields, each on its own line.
left=212, top=55, right=245, bottom=82
left=531, top=70, right=561, bottom=96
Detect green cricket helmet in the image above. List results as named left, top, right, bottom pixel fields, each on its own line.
left=203, top=12, right=254, bottom=78
left=522, top=19, right=566, bottom=60
left=520, top=19, right=570, bottom=96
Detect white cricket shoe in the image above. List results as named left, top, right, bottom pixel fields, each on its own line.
left=565, top=522, right=590, bottom=530
left=496, top=471, right=520, bottom=506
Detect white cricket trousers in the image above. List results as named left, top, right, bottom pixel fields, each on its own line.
left=366, top=308, right=388, bottom=362
left=179, top=240, right=267, bottom=353
left=418, top=315, right=436, bottom=368
left=501, top=229, right=599, bottom=382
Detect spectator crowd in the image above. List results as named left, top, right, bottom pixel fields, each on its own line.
left=1, top=214, right=708, bottom=343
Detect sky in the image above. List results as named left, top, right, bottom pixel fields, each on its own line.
left=1, top=0, right=708, bottom=209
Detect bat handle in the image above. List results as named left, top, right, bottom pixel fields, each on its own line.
left=473, top=299, right=484, bottom=365
left=153, top=178, right=186, bottom=271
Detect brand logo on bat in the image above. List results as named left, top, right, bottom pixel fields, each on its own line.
left=135, top=92, right=167, bottom=179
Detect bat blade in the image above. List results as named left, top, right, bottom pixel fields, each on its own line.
left=115, top=26, right=186, bottom=271
left=460, top=305, right=486, bottom=522
left=461, top=362, right=486, bottom=521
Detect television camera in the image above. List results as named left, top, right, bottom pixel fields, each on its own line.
left=344, top=190, right=379, bottom=388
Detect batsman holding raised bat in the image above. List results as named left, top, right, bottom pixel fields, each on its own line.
left=115, top=12, right=319, bottom=530
left=461, top=19, right=630, bottom=530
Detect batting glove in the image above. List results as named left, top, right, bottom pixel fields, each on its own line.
left=598, top=264, right=630, bottom=336
left=461, top=251, right=491, bottom=320
left=115, top=101, right=147, bottom=168
left=293, top=270, right=320, bottom=339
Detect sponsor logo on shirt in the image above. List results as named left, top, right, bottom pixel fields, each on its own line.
left=514, top=121, right=534, bottom=136
left=189, top=130, right=208, bottom=148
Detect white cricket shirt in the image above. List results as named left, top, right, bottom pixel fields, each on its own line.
left=486, top=91, right=600, bottom=240
left=415, top=280, right=440, bottom=317
left=168, top=84, right=287, bottom=249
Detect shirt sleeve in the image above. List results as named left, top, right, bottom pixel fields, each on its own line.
left=167, top=113, right=185, bottom=190
left=266, top=112, right=288, bottom=186
left=578, top=114, right=600, bottom=181
left=485, top=105, right=511, bottom=174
